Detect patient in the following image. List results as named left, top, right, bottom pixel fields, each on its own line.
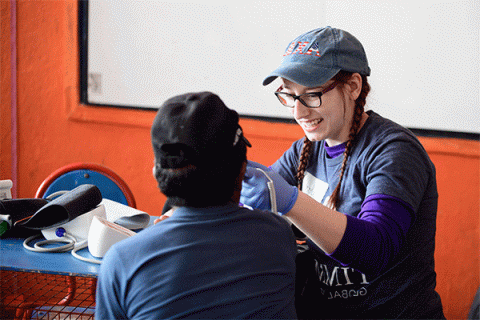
left=95, top=92, right=297, bottom=319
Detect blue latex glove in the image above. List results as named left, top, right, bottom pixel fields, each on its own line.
left=240, top=161, right=298, bottom=215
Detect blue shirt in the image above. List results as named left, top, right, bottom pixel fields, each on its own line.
left=95, top=203, right=297, bottom=319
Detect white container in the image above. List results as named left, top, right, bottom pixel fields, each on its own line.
left=0, top=180, right=13, bottom=200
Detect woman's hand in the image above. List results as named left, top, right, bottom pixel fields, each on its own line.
left=240, top=161, right=298, bottom=215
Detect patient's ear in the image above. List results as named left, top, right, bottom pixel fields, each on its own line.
left=240, top=161, right=247, bottom=179
left=236, top=161, right=247, bottom=189
left=232, top=161, right=248, bottom=203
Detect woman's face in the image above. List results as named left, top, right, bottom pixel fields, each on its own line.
left=280, top=78, right=356, bottom=146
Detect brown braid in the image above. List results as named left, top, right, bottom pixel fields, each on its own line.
left=327, top=72, right=370, bottom=209
left=295, top=71, right=370, bottom=209
left=296, top=136, right=313, bottom=188
left=326, top=101, right=364, bottom=209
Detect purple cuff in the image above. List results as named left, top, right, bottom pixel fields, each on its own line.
left=327, top=194, right=415, bottom=275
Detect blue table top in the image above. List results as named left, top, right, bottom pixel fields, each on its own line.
left=1, top=237, right=100, bottom=277
left=0, top=216, right=158, bottom=277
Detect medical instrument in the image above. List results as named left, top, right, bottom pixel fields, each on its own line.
left=254, top=168, right=277, bottom=214
left=88, top=215, right=136, bottom=258
left=23, top=204, right=106, bottom=264
left=22, top=194, right=146, bottom=264
left=0, top=198, right=50, bottom=238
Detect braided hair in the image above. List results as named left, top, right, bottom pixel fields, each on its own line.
left=296, top=71, right=370, bottom=209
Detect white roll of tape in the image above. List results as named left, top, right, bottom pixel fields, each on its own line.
left=88, top=215, right=136, bottom=258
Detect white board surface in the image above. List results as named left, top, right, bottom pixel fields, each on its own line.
left=86, top=0, right=479, bottom=133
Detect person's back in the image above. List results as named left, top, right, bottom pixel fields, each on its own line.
left=95, top=91, right=298, bottom=319
left=96, top=204, right=297, bottom=319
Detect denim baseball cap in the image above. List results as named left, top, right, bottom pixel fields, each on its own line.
left=151, top=92, right=251, bottom=169
left=263, top=26, right=371, bottom=88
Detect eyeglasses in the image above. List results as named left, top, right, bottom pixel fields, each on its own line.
left=274, top=82, right=337, bottom=108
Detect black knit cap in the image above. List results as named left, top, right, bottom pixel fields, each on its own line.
left=151, top=92, right=251, bottom=169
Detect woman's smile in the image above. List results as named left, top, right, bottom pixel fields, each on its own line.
left=300, top=118, right=323, bottom=131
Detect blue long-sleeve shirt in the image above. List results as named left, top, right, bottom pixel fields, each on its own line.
left=272, top=111, right=443, bottom=318
left=95, top=203, right=297, bottom=320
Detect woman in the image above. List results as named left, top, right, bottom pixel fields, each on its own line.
left=240, top=26, right=445, bottom=319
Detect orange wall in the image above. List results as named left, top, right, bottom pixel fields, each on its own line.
left=1, top=2, right=479, bottom=319
left=1, top=1, right=13, bottom=182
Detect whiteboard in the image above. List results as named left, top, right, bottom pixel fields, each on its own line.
left=84, top=0, right=479, bottom=134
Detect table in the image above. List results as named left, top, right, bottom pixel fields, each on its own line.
left=0, top=217, right=157, bottom=319
left=1, top=237, right=100, bottom=277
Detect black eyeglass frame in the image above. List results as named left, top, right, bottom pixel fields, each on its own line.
left=274, top=82, right=338, bottom=108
